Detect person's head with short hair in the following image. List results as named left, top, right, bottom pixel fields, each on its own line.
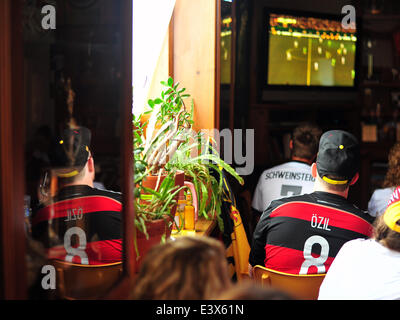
left=131, top=236, right=232, bottom=300
left=311, top=130, right=360, bottom=196
left=290, top=123, right=322, bottom=164
left=374, top=187, right=400, bottom=252
left=50, top=126, right=95, bottom=187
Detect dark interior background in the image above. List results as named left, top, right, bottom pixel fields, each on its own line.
left=23, top=0, right=123, bottom=208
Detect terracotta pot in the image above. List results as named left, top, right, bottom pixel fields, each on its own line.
left=135, top=216, right=172, bottom=268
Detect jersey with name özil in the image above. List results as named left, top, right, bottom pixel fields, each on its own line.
left=249, top=191, right=374, bottom=275
left=252, top=161, right=315, bottom=213
left=32, top=185, right=122, bottom=265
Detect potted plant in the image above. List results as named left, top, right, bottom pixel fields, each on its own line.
left=133, top=113, right=186, bottom=266
left=132, top=77, right=244, bottom=264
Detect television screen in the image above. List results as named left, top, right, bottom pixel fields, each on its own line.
left=266, top=12, right=357, bottom=87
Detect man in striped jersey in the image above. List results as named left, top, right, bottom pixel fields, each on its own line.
left=32, top=127, right=122, bottom=265
left=249, top=130, right=374, bottom=276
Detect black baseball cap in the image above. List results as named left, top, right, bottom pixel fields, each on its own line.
left=316, top=130, right=359, bottom=185
left=51, top=126, right=91, bottom=178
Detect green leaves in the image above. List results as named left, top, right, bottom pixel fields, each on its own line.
left=167, top=76, right=174, bottom=87
left=147, top=99, right=155, bottom=108
left=147, top=77, right=193, bottom=128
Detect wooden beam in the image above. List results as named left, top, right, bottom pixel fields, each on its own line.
left=229, top=0, right=237, bottom=132
left=120, top=0, right=135, bottom=278
left=215, top=0, right=221, bottom=131
left=173, top=0, right=218, bottom=133
left=0, top=0, right=27, bottom=299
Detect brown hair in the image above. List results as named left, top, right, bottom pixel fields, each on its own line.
left=131, top=236, right=232, bottom=300
left=292, top=123, right=322, bottom=161
left=217, top=281, right=293, bottom=300
left=382, top=142, right=400, bottom=188
left=373, top=215, right=400, bottom=253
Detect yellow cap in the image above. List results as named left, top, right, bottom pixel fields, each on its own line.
left=383, top=201, right=400, bottom=233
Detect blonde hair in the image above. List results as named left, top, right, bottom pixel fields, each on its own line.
left=131, top=236, right=232, bottom=300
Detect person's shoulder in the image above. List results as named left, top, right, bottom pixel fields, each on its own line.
left=260, top=161, right=289, bottom=173
left=268, top=161, right=301, bottom=170
left=330, top=197, right=375, bottom=225
left=90, top=187, right=122, bottom=203
left=368, top=187, right=393, bottom=217
left=342, top=238, right=374, bottom=253
left=268, top=192, right=314, bottom=209
left=259, top=161, right=306, bottom=176
left=348, top=202, right=374, bottom=224
left=371, top=187, right=394, bottom=200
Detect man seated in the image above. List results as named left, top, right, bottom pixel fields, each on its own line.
left=251, top=123, right=322, bottom=230
left=249, top=130, right=374, bottom=276
left=31, top=126, right=122, bottom=265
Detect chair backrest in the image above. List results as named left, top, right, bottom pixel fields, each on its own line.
left=253, top=265, right=325, bottom=300
left=229, top=205, right=251, bottom=281
left=50, top=260, right=123, bottom=300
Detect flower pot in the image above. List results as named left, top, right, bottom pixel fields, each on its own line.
left=135, top=216, right=172, bottom=268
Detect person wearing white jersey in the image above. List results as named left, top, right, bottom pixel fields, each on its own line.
left=318, top=185, right=400, bottom=300
left=251, top=123, right=322, bottom=228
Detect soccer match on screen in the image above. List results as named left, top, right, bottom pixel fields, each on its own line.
left=267, top=13, right=357, bottom=87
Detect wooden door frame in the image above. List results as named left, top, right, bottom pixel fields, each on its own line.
left=116, top=0, right=137, bottom=288
left=215, top=0, right=221, bottom=131
left=0, top=0, right=136, bottom=299
left=0, top=0, right=27, bottom=299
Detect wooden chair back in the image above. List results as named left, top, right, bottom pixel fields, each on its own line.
left=50, top=260, right=123, bottom=300
left=229, top=205, right=251, bottom=281
left=253, top=265, right=325, bottom=300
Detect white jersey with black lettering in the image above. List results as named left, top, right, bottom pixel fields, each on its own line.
left=252, top=161, right=315, bottom=212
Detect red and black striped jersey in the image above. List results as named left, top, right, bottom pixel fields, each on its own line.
left=32, top=185, right=122, bottom=265
left=249, top=191, right=374, bottom=275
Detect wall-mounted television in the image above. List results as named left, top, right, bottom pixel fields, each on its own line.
left=261, top=9, right=360, bottom=102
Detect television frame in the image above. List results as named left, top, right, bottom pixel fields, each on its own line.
left=260, top=8, right=362, bottom=101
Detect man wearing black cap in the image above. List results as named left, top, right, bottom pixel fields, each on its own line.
left=31, top=127, right=123, bottom=265
left=249, top=130, right=374, bottom=276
